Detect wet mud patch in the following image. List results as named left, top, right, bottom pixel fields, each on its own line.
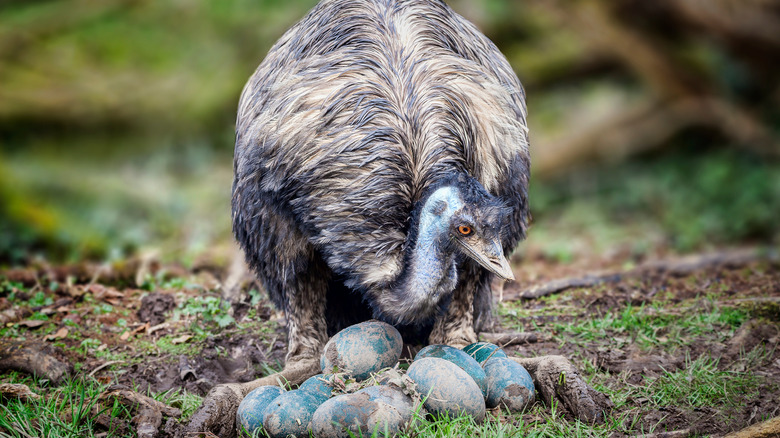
left=137, top=292, right=176, bottom=326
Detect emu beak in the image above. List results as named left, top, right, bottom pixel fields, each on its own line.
left=457, top=237, right=515, bottom=281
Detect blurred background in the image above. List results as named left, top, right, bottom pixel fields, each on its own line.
left=1, top=0, right=778, bottom=268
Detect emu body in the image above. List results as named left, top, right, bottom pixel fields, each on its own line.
left=232, top=0, right=530, bottom=349
left=186, top=2, right=612, bottom=435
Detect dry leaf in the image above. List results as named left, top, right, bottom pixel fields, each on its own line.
left=66, top=285, right=86, bottom=298
left=44, top=327, right=69, bottom=341
left=130, top=322, right=150, bottom=336
left=119, top=331, right=131, bottom=341
left=170, top=335, right=192, bottom=345
left=88, top=285, right=124, bottom=303
left=18, top=320, right=47, bottom=328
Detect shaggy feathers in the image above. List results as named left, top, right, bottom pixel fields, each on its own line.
left=233, top=0, right=530, bottom=334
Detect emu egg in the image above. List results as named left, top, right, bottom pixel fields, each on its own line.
left=298, top=373, right=332, bottom=403
left=311, top=387, right=409, bottom=438
left=321, top=320, right=403, bottom=381
left=415, top=344, right=487, bottom=397
left=356, top=385, right=414, bottom=424
left=262, top=389, right=323, bottom=438
left=462, top=342, right=507, bottom=365
left=483, top=357, right=535, bottom=411
left=407, top=357, right=486, bottom=421
left=236, top=385, right=284, bottom=434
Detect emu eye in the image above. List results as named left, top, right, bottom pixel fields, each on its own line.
left=458, top=225, right=472, bottom=236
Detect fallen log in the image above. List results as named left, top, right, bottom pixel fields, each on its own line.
left=0, top=340, right=71, bottom=384
left=723, top=415, right=780, bottom=438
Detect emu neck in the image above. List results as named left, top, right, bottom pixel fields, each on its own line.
left=397, top=186, right=463, bottom=315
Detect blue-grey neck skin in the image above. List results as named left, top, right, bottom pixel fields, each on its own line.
left=399, top=186, right=463, bottom=313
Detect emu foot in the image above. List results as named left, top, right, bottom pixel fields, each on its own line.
left=512, top=355, right=613, bottom=423
left=182, top=358, right=320, bottom=438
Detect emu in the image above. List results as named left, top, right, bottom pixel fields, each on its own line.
left=186, top=0, right=610, bottom=434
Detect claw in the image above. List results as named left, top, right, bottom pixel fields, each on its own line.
left=183, top=383, right=244, bottom=438
left=512, top=355, right=613, bottom=423
left=181, top=358, right=321, bottom=438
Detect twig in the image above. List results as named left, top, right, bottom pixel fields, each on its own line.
left=513, top=248, right=774, bottom=301
left=479, top=332, right=538, bottom=346
left=88, top=360, right=123, bottom=377
left=635, top=429, right=693, bottom=438
left=517, top=274, right=621, bottom=300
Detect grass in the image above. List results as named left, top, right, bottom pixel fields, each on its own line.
left=635, top=355, right=759, bottom=409
left=0, top=373, right=132, bottom=438
left=0, top=372, right=205, bottom=438
left=154, top=388, right=203, bottom=423
left=549, top=302, right=749, bottom=351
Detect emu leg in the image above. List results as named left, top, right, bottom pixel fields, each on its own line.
left=429, top=265, right=483, bottom=348
left=182, top=357, right=320, bottom=437
left=511, top=355, right=613, bottom=424
left=184, top=249, right=329, bottom=437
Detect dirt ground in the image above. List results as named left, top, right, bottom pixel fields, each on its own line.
left=1, top=247, right=778, bottom=437
left=504, top=255, right=780, bottom=436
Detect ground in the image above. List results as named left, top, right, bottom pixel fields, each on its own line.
left=0, top=247, right=778, bottom=437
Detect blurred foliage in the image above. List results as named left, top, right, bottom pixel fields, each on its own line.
left=530, top=145, right=780, bottom=254
left=0, top=0, right=778, bottom=265
left=0, top=0, right=318, bottom=137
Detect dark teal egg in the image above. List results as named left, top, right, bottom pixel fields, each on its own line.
left=415, top=344, right=487, bottom=397
left=321, top=320, right=403, bottom=381
left=407, top=357, right=485, bottom=421
left=262, top=389, right=323, bottom=438
left=311, top=391, right=405, bottom=438
left=483, top=357, right=535, bottom=412
left=462, top=342, right=507, bottom=365
left=236, top=385, right=284, bottom=435
left=299, top=374, right=332, bottom=403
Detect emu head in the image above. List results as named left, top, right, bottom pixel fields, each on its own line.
left=371, top=174, right=515, bottom=325
left=415, top=174, right=515, bottom=282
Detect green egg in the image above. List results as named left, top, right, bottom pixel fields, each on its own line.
left=299, top=373, right=332, bottom=403
left=236, top=385, right=284, bottom=435
left=462, top=342, right=507, bottom=365
left=262, top=389, right=324, bottom=438
left=321, top=320, right=403, bottom=381
left=484, top=357, right=535, bottom=412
